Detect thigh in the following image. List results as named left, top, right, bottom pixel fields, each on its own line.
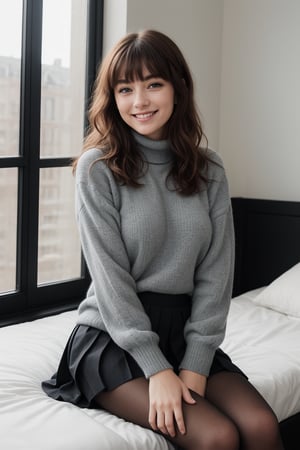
left=206, top=372, right=283, bottom=450
left=206, top=372, right=275, bottom=422
left=95, top=377, right=239, bottom=450
left=95, top=377, right=150, bottom=429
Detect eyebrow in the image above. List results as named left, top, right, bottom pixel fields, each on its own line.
left=115, top=74, right=161, bottom=85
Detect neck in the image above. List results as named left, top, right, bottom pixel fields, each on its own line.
left=132, top=131, right=172, bottom=165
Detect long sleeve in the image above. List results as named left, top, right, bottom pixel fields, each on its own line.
left=180, top=161, right=235, bottom=376
left=75, top=150, right=172, bottom=378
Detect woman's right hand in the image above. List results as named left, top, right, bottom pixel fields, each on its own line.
left=148, top=369, right=196, bottom=437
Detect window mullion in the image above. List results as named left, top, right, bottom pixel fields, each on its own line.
left=18, top=0, right=43, bottom=302
left=85, top=0, right=104, bottom=130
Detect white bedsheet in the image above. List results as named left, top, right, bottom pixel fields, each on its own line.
left=221, top=288, right=300, bottom=422
left=0, top=311, right=173, bottom=450
left=1, top=289, right=300, bottom=449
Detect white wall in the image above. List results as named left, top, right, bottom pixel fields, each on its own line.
left=103, top=0, right=223, bottom=151
left=102, top=0, right=127, bottom=55
left=219, top=0, right=300, bottom=201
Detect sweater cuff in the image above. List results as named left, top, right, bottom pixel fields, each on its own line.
left=179, top=341, right=215, bottom=376
left=130, top=343, right=173, bottom=379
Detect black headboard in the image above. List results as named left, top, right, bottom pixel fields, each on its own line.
left=231, top=197, right=300, bottom=296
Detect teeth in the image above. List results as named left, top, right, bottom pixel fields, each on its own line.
left=135, top=112, right=154, bottom=119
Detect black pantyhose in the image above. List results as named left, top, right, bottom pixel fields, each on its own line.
left=206, top=372, right=284, bottom=450
left=94, top=372, right=284, bottom=450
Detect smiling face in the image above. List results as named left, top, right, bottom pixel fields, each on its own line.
left=114, top=69, right=175, bottom=140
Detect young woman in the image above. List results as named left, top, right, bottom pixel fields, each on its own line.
left=43, top=30, right=284, bottom=450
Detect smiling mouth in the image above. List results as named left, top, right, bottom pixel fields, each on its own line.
left=133, top=111, right=157, bottom=120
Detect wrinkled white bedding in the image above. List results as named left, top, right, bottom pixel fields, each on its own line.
left=0, top=311, right=173, bottom=450
left=221, top=288, right=300, bottom=422
left=1, top=289, right=300, bottom=449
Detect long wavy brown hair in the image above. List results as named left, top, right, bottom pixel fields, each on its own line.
left=73, top=29, right=210, bottom=195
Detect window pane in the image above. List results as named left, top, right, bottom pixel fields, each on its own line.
left=0, top=169, right=18, bottom=293
left=38, top=167, right=81, bottom=285
left=0, top=0, right=22, bottom=157
left=40, top=0, right=87, bottom=158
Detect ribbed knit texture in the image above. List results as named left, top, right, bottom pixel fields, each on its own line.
left=75, top=132, right=235, bottom=378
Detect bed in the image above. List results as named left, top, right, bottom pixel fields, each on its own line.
left=0, top=197, right=299, bottom=450
left=230, top=197, right=300, bottom=450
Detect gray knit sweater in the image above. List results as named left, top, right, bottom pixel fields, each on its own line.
left=75, top=132, right=234, bottom=379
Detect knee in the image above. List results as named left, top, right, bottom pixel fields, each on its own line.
left=244, top=407, right=281, bottom=446
left=201, top=419, right=239, bottom=450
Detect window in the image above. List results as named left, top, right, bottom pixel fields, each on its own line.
left=0, top=0, right=103, bottom=324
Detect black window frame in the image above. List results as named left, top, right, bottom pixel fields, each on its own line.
left=0, top=0, right=103, bottom=326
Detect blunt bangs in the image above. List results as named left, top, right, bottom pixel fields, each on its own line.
left=110, top=38, right=174, bottom=88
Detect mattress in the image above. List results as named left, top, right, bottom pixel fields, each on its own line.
left=221, top=288, right=300, bottom=422
left=1, top=288, right=299, bottom=449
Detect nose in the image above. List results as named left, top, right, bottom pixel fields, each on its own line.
left=133, top=88, right=150, bottom=108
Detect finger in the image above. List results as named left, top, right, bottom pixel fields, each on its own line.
left=164, top=410, right=176, bottom=437
left=182, top=385, right=196, bottom=405
left=156, top=410, right=168, bottom=435
left=174, top=405, right=186, bottom=435
left=148, top=405, right=157, bottom=431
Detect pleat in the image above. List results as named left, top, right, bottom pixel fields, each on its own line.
left=42, top=324, right=144, bottom=407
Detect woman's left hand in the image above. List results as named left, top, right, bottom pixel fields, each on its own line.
left=179, top=370, right=207, bottom=397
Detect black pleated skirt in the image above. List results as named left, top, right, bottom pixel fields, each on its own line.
left=42, top=292, right=246, bottom=408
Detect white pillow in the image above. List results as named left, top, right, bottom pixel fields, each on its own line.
left=252, top=262, right=300, bottom=317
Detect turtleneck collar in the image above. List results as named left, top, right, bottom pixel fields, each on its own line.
left=132, top=131, right=173, bottom=165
